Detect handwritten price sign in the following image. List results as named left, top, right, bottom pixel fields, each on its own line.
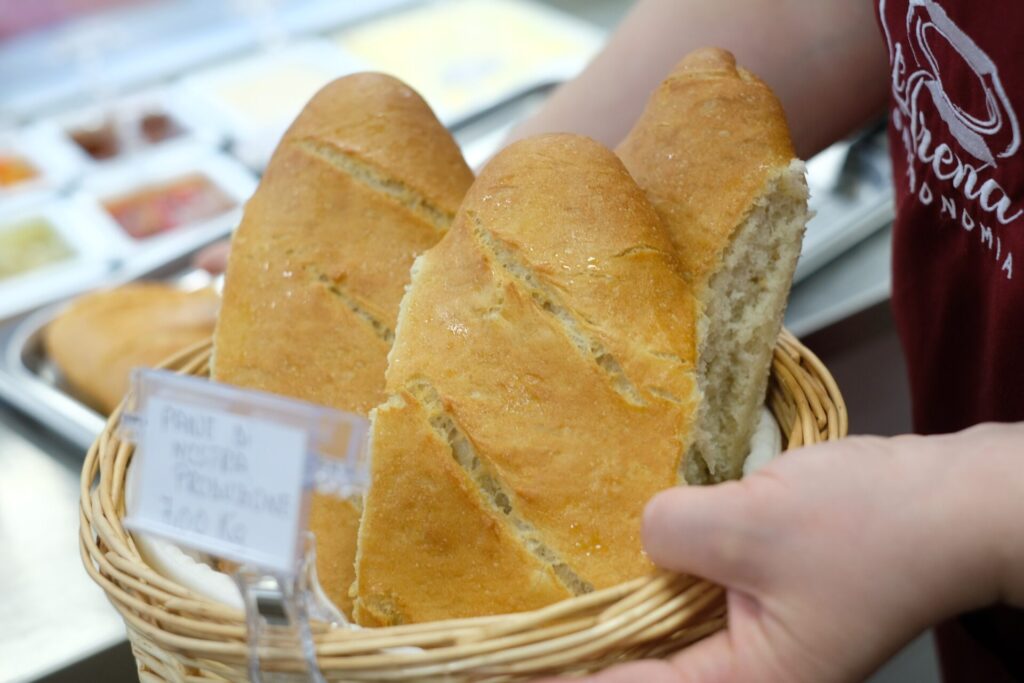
left=127, top=396, right=310, bottom=574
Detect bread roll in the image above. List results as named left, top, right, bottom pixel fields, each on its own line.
left=45, top=284, right=218, bottom=414
left=617, top=48, right=809, bottom=483
left=353, top=134, right=699, bottom=626
left=212, top=73, right=474, bottom=615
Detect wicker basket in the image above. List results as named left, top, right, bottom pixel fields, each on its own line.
left=80, top=329, right=847, bottom=682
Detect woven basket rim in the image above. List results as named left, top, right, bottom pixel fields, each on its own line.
left=79, top=329, right=847, bottom=682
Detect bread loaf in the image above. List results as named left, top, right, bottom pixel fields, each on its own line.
left=212, top=73, right=474, bottom=615
left=617, top=48, right=809, bottom=483
left=45, top=284, right=219, bottom=414
left=353, top=134, right=700, bottom=626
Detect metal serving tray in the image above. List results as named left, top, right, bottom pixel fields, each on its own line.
left=796, top=124, right=895, bottom=283
left=0, top=264, right=217, bottom=452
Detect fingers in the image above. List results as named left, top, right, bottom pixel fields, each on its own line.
left=532, top=659, right=690, bottom=683
left=195, top=240, right=232, bottom=274
left=643, top=483, right=763, bottom=590
left=665, top=630, right=738, bottom=683
left=531, top=633, right=738, bottom=683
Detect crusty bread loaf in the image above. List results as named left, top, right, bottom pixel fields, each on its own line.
left=212, top=73, right=474, bottom=615
left=45, top=284, right=219, bottom=414
left=617, top=48, right=809, bottom=483
left=352, top=134, right=700, bottom=626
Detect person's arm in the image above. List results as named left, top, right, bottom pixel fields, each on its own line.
left=538, top=423, right=1024, bottom=683
left=509, top=0, right=890, bottom=158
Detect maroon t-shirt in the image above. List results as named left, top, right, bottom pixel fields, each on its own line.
left=876, top=1, right=1023, bottom=680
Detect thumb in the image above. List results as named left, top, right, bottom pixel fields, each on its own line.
left=665, top=629, right=738, bottom=683
left=643, top=483, right=764, bottom=590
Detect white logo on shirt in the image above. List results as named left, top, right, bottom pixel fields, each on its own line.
left=880, top=0, right=1019, bottom=279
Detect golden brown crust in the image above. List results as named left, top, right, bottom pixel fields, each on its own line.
left=212, top=73, right=473, bottom=614
left=45, top=284, right=219, bottom=414
left=213, top=73, right=474, bottom=411
left=616, top=47, right=796, bottom=285
left=283, top=72, right=473, bottom=222
left=307, top=496, right=362, bottom=618
left=354, top=134, right=700, bottom=624
left=353, top=391, right=570, bottom=626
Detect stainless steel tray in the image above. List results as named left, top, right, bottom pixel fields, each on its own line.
left=0, top=264, right=216, bottom=452
left=796, top=124, right=895, bottom=283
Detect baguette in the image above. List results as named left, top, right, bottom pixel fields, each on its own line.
left=45, top=284, right=219, bottom=414
left=353, top=134, right=700, bottom=626
left=617, top=48, right=810, bottom=483
left=212, top=73, right=474, bottom=615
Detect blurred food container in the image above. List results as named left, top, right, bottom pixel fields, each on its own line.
left=0, top=126, right=82, bottom=210
left=0, top=217, right=76, bottom=281
left=34, top=88, right=225, bottom=168
left=101, top=173, right=236, bottom=241
left=334, top=0, right=603, bottom=125
left=0, top=196, right=115, bottom=320
left=177, top=40, right=366, bottom=169
left=75, top=142, right=256, bottom=278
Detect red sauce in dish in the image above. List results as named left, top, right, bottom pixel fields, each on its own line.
left=103, top=174, right=235, bottom=239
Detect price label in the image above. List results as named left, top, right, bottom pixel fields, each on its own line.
left=123, top=369, right=368, bottom=576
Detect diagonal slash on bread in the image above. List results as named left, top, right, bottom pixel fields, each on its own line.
left=212, top=73, right=474, bottom=616
left=353, top=134, right=700, bottom=625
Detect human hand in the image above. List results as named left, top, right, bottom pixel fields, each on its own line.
left=539, top=424, right=1024, bottom=683
left=195, top=239, right=231, bottom=274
